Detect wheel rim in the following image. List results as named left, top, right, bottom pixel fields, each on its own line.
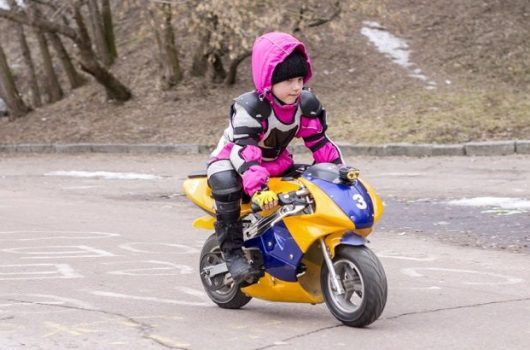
left=327, top=258, right=365, bottom=313
left=200, top=247, right=236, bottom=297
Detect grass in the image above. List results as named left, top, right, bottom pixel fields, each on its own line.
left=330, top=86, right=530, bottom=144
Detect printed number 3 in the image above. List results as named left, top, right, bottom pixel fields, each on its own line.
left=353, top=194, right=367, bottom=209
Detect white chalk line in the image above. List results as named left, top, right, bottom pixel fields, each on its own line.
left=401, top=267, right=524, bottom=285
left=90, top=291, right=208, bottom=307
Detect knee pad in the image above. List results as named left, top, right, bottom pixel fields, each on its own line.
left=208, top=170, right=242, bottom=202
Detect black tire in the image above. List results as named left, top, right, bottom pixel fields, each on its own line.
left=199, top=233, right=252, bottom=309
left=321, top=245, right=387, bottom=327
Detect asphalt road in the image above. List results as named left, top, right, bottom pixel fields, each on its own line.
left=0, top=154, right=529, bottom=349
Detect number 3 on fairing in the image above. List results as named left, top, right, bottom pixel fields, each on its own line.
left=353, top=194, right=368, bottom=209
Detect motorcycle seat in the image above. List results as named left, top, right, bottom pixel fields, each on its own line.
left=187, top=170, right=208, bottom=178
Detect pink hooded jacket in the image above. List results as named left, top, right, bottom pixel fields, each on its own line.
left=209, top=32, right=343, bottom=196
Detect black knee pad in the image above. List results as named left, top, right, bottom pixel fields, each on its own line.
left=208, top=170, right=242, bottom=202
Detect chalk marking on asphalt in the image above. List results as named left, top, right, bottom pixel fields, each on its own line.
left=174, top=286, right=209, bottom=300
left=2, top=245, right=115, bottom=259
left=44, top=170, right=162, bottom=180
left=394, top=286, right=442, bottom=291
left=0, top=264, right=83, bottom=280
left=90, top=291, right=209, bottom=306
left=377, top=252, right=437, bottom=261
left=44, top=321, right=100, bottom=337
left=119, top=242, right=199, bottom=254
left=23, top=294, right=95, bottom=309
left=107, top=260, right=193, bottom=276
left=401, top=267, right=524, bottom=285
left=0, top=323, right=22, bottom=333
left=148, top=335, right=191, bottom=348
left=0, top=231, right=120, bottom=241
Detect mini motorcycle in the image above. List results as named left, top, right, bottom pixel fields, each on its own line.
left=183, top=163, right=387, bottom=327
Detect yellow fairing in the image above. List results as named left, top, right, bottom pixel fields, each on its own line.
left=282, top=177, right=355, bottom=253
left=241, top=273, right=322, bottom=303
left=182, top=176, right=301, bottom=225
left=242, top=241, right=324, bottom=303
left=182, top=177, right=215, bottom=215
left=192, top=216, right=215, bottom=230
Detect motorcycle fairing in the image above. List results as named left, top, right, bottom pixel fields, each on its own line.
left=325, top=231, right=367, bottom=258
left=282, top=178, right=356, bottom=252
left=244, top=221, right=303, bottom=282
left=308, top=177, right=375, bottom=230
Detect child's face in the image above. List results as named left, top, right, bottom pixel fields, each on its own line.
left=272, top=77, right=304, bottom=105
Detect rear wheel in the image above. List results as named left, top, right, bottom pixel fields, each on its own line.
left=199, top=233, right=252, bottom=309
left=321, top=245, right=387, bottom=327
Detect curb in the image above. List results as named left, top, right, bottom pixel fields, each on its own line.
left=0, top=141, right=529, bottom=157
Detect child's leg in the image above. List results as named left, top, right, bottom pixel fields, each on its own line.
left=207, top=160, right=256, bottom=282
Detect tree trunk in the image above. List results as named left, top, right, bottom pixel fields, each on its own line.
left=225, top=51, right=251, bottom=86
left=191, top=32, right=210, bottom=78
left=159, top=4, right=182, bottom=89
left=0, top=4, right=131, bottom=102
left=73, top=5, right=131, bottom=101
left=47, top=32, right=87, bottom=89
left=15, top=22, right=41, bottom=107
left=149, top=4, right=182, bottom=90
left=211, top=52, right=226, bottom=84
left=0, top=44, right=31, bottom=120
left=87, top=0, right=112, bottom=66
left=100, top=0, right=117, bottom=61
left=34, top=28, right=64, bottom=103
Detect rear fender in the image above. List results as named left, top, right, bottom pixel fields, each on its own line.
left=325, top=231, right=366, bottom=258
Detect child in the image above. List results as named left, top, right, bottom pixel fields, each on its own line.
left=207, top=32, right=344, bottom=283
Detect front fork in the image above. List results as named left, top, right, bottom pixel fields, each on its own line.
left=320, top=238, right=345, bottom=295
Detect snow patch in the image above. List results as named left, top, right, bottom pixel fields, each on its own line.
left=45, top=171, right=161, bottom=180
left=361, top=21, right=437, bottom=89
left=0, top=0, right=25, bottom=10
left=448, top=197, right=530, bottom=215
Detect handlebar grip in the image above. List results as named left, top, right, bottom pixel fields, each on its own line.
left=251, top=202, right=261, bottom=213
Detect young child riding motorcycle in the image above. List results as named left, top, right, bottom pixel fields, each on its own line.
left=207, top=32, right=345, bottom=283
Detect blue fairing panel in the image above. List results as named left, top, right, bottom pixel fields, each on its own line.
left=309, top=178, right=374, bottom=229
left=244, top=221, right=302, bottom=282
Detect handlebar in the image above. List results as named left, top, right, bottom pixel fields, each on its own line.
left=251, top=188, right=310, bottom=213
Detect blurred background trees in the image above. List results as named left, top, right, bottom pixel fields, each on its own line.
left=0, top=0, right=352, bottom=118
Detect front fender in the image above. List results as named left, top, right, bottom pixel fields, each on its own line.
left=325, top=231, right=366, bottom=258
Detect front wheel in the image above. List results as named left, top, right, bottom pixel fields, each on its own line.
left=321, top=245, right=387, bottom=327
left=199, top=233, right=252, bottom=309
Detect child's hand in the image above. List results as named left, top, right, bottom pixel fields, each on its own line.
left=252, top=190, right=279, bottom=211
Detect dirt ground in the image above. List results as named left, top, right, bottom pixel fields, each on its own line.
left=0, top=0, right=529, bottom=145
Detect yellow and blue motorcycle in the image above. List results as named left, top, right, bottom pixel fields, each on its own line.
left=183, top=163, right=387, bottom=327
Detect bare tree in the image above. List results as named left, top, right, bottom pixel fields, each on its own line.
left=100, top=0, right=117, bottom=62
left=190, top=0, right=282, bottom=85
left=148, top=2, right=183, bottom=90
left=0, top=44, right=31, bottom=120
left=27, top=3, right=64, bottom=103
left=190, top=31, right=209, bottom=78
left=15, top=22, right=42, bottom=107
left=291, top=1, right=342, bottom=33
left=0, top=2, right=132, bottom=101
left=34, top=27, right=64, bottom=103
left=70, top=3, right=131, bottom=100
left=47, top=32, right=87, bottom=89
left=87, top=0, right=112, bottom=66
